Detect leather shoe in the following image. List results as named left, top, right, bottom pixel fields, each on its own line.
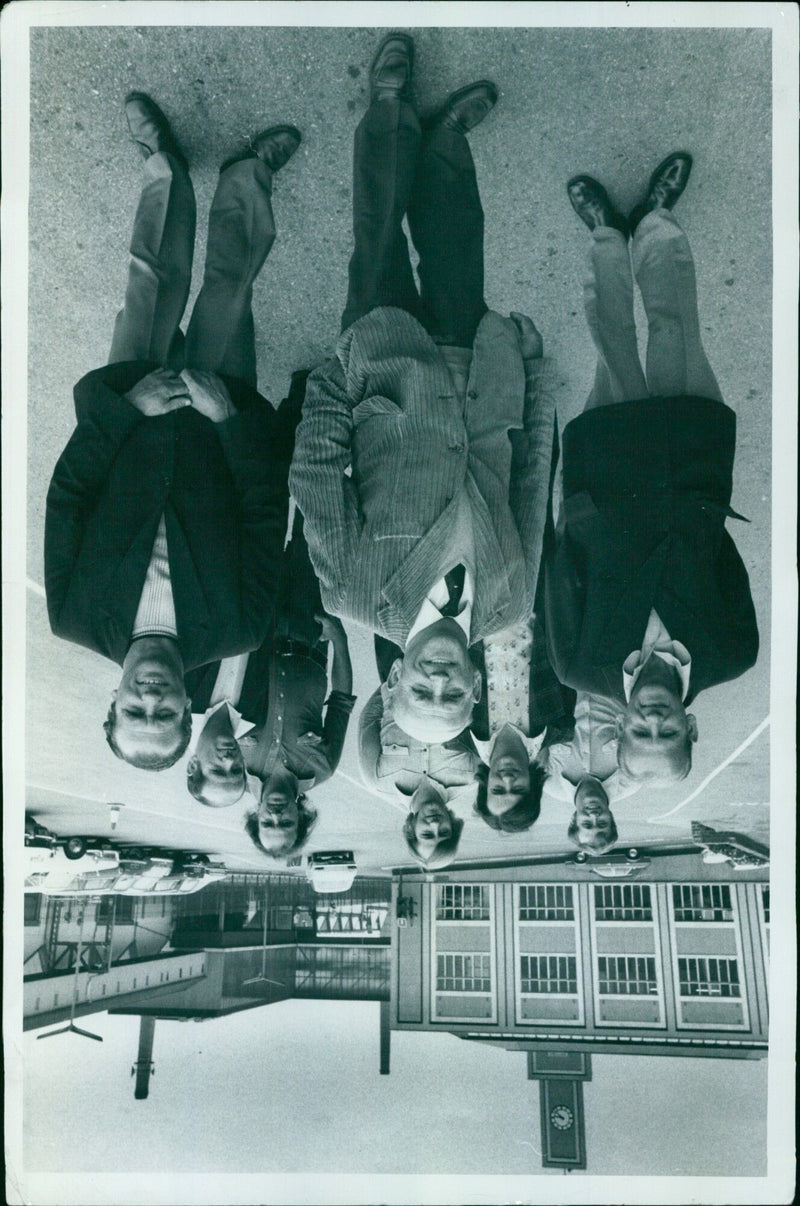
left=567, top=175, right=628, bottom=236
left=628, top=151, right=693, bottom=235
left=369, top=32, right=414, bottom=102
left=426, top=80, right=498, bottom=134
left=125, top=92, right=187, bottom=168
left=220, top=125, right=302, bottom=175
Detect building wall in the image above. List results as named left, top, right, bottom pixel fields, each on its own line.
left=391, top=880, right=769, bottom=1053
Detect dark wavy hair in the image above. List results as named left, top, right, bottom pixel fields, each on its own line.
left=474, top=760, right=547, bottom=833
left=103, top=700, right=191, bottom=771
left=402, top=807, right=464, bottom=870
left=244, top=795, right=318, bottom=860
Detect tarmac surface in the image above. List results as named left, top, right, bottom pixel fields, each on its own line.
left=24, top=24, right=773, bottom=873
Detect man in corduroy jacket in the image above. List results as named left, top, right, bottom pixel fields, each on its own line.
left=290, top=33, right=556, bottom=747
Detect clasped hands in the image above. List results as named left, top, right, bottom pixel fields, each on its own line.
left=125, top=367, right=236, bottom=422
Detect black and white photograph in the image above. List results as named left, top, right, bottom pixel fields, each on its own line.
left=2, top=2, right=797, bottom=1203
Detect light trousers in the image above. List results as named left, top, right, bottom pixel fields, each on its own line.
left=582, top=209, right=723, bottom=410
left=109, top=152, right=276, bottom=388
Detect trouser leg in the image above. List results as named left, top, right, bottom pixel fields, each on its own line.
left=406, top=123, right=487, bottom=347
left=184, top=157, right=276, bottom=389
left=582, top=227, right=648, bottom=406
left=278, top=510, right=324, bottom=645
left=108, top=152, right=196, bottom=365
left=340, top=99, right=422, bottom=333
left=632, top=209, right=724, bottom=402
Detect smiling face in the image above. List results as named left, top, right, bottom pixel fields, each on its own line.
left=618, top=672, right=697, bottom=784
left=110, top=636, right=190, bottom=768
left=257, top=769, right=301, bottom=853
left=410, top=783, right=454, bottom=862
left=486, top=725, right=531, bottom=816
left=187, top=706, right=246, bottom=807
left=571, top=777, right=617, bottom=853
left=387, top=619, right=481, bottom=743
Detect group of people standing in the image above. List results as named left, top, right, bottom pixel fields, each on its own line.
left=45, top=32, right=758, bottom=870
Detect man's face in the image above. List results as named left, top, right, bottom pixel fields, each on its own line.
left=388, top=620, right=480, bottom=742
left=257, top=770, right=300, bottom=852
left=487, top=725, right=530, bottom=815
left=188, top=707, right=246, bottom=806
left=618, top=679, right=697, bottom=783
left=112, top=641, right=189, bottom=766
left=573, top=777, right=615, bottom=851
left=410, top=781, right=453, bottom=862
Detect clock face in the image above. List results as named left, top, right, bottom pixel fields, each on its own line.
left=550, top=1105, right=574, bottom=1130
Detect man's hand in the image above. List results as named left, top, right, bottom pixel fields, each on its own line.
left=125, top=368, right=192, bottom=417
left=316, top=612, right=347, bottom=644
left=181, top=369, right=236, bottom=423
left=510, top=312, right=544, bottom=359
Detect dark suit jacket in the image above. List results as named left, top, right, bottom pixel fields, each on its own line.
left=45, top=362, right=302, bottom=670
left=545, top=396, right=759, bottom=703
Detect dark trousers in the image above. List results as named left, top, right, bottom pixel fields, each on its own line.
left=341, top=99, right=487, bottom=347
left=275, top=509, right=325, bottom=647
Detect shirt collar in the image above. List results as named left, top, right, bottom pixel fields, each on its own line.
left=188, top=699, right=254, bottom=755
left=472, top=722, right=544, bottom=766
left=406, top=574, right=473, bottom=648
left=622, top=644, right=692, bottom=703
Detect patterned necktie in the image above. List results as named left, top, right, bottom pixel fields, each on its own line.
left=440, top=564, right=466, bottom=618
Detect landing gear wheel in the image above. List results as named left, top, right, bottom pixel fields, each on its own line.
left=64, top=836, right=88, bottom=860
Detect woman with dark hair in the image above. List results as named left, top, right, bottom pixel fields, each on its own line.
left=244, top=768, right=318, bottom=860
left=470, top=617, right=575, bottom=834
left=401, top=777, right=465, bottom=870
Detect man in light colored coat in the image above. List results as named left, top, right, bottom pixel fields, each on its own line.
left=290, top=33, right=556, bottom=745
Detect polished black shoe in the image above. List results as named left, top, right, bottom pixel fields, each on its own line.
left=220, top=125, right=302, bottom=175
left=124, top=92, right=187, bottom=168
left=628, top=151, right=693, bottom=235
left=369, top=32, right=414, bottom=102
left=426, top=80, right=498, bottom=134
left=567, top=175, right=629, bottom=237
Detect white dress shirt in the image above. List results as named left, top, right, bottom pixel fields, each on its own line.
left=188, top=699, right=255, bottom=757
left=132, top=514, right=177, bottom=638
left=472, top=722, right=544, bottom=767
left=406, top=565, right=474, bottom=647
left=543, top=692, right=637, bottom=804
left=208, top=654, right=250, bottom=709
left=622, top=609, right=692, bottom=702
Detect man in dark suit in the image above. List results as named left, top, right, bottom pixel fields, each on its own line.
left=290, top=33, right=556, bottom=746
left=45, top=93, right=302, bottom=770
left=545, top=153, right=759, bottom=786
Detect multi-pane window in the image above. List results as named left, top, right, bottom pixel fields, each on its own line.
left=761, top=885, right=770, bottom=925
left=678, top=957, right=740, bottom=998
left=672, top=884, right=734, bottom=923
left=436, top=953, right=491, bottom=992
left=593, top=884, right=652, bottom=922
left=520, top=954, right=577, bottom=994
left=597, top=955, right=658, bottom=995
left=519, top=885, right=574, bottom=921
left=436, top=885, right=489, bottom=921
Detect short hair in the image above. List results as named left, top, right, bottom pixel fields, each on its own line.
left=244, top=795, right=318, bottom=860
left=567, top=810, right=619, bottom=855
left=474, top=761, right=547, bottom=833
left=617, top=732, right=693, bottom=783
left=186, top=761, right=245, bottom=807
left=104, top=700, right=191, bottom=771
left=402, top=807, right=464, bottom=870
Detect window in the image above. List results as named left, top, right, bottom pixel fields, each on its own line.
left=520, top=954, right=577, bottom=994
left=594, top=884, right=653, bottom=922
left=761, top=885, right=770, bottom=925
left=436, top=885, right=489, bottom=921
left=678, top=957, right=740, bottom=998
left=597, top=956, right=658, bottom=995
left=672, top=884, right=734, bottom=923
left=24, top=894, right=43, bottom=926
left=436, top=953, right=491, bottom=992
left=519, top=885, right=574, bottom=921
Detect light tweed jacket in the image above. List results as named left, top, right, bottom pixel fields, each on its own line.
left=289, top=306, right=556, bottom=647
